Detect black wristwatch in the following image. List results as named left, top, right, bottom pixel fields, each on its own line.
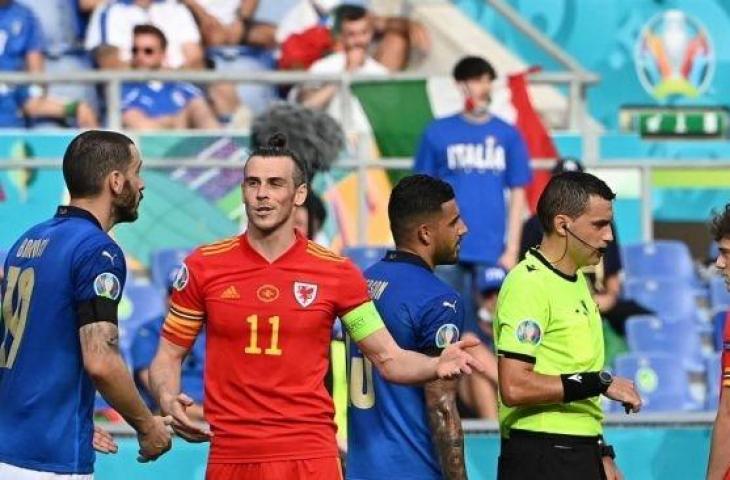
left=600, top=444, right=616, bottom=459
left=598, top=370, right=613, bottom=393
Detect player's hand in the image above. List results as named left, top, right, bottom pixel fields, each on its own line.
left=436, top=337, right=486, bottom=379
left=93, top=425, right=118, bottom=454
left=604, top=376, right=642, bottom=413
left=498, top=248, right=518, bottom=271
left=136, top=415, right=173, bottom=462
left=602, top=456, right=624, bottom=480
left=162, top=392, right=213, bottom=443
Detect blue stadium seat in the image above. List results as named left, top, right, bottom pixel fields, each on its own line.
left=710, top=276, right=730, bottom=313
left=623, top=278, right=698, bottom=320
left=707, top=352, right=722, bottom=411
left=622, top=240, right=696, bottom=281
left=625, top=315, right=705, bottom=372
left=149, top=248, right=190, bottom=291
left=614, top=352, right=701, bottom=412
left=117, top=282, right=166, bottom=365
left=342, top=246, right=389, bottom=271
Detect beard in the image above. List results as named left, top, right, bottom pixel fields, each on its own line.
left=113, top=180, right=142, bottom=224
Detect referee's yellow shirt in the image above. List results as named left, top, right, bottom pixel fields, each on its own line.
left=495, top=249, right=604, bottom=438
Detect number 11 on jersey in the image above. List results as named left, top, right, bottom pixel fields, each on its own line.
left=245, top=314, right=283, bottom=356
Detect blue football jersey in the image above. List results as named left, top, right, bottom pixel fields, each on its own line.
left=0, top=206, right=127, bottom=474
left=0, top=1, right=44, bottom=71
left=414, top=114, right=532, bottom=264
left=347, top=251, right=465, bottom=480
left=121, top=81, right=202, bottom=118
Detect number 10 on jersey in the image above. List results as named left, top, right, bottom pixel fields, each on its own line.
left=245, top=314, right=282, bottom=356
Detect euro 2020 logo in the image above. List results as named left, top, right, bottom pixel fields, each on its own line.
left=635, top=9, right=714, bottom=100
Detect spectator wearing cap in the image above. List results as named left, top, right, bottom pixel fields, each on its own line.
left=130, top=265, right=206, bottom=420
left=518, top=158, right=652, bottom=361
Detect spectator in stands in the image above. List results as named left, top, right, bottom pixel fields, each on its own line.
left=0, top=83, right=99, bottom=128
left=297, top=4, right=387, bottom=135
left=131, top=267, right=205, bottom=422
left=0, top=0, right=43, bottom=72
left=121, top=25, right=219, bottom=130
left=85, top=0, right=204, bottom=70
left=181, top=0, right=277, bottom=48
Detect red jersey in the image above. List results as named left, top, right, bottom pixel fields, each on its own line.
left=162, top=232, right=371, bottom=463
left=722, top=312, right=730, bottom=392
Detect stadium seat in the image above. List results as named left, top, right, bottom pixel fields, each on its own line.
left=117, top=282, right=166, bottom=364
left=149, top=248, right=190, bottom=291
left=623, top=278, right=698, bottom=320
left=614, top=352, right=701, bottom=412
left=624, top=315, right=705, bottom=372
left=622, top=241, right=696, bottom=282
left=706, top=352, right=722, bottom=411
left=710, top=276, right=730, bottom=312
left=342, top=246, right=389, bottom=271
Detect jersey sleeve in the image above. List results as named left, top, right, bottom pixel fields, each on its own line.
left=72, top=240, right=127, bottom=322
left=163, top=254, right=205, bottom=349
left=414, top=292, right=464, bottom=355
left=336, top=260, right=384, bottom=342
left=413, top=126, right=438, bottom=176
left=25, top=9, right=45, bottom=54
left=505, top=128, right=532, bottom=188
left=495, top=273, right=548, bottom=363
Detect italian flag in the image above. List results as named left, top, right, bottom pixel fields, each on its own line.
left=351, top=69, right=557, bottom=212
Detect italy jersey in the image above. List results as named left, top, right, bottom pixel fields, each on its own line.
left=347, top=251, right=464, bottom=480
left=0, top=206, right=127, bottom=474
left=121, top=81, right=202, bottom=118
left=162, top=231, right=382, bottom=464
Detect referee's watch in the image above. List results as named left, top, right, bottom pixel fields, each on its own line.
left=598, top=370, right=613, bottom=393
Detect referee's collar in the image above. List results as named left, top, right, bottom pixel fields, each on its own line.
left=383, top=250, right=432, bottom=271
left=528, top=248, right=577, bottom=282
left=55, top=205, right=103, bottom=230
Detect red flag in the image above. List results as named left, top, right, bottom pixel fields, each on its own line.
left=507, top=68, right=557, bottom=212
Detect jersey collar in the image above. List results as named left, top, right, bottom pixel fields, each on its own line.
left=528, top=248, right=577, bottom=282
left=55, top=205, right=102, bottom=230
left=383, top=250, right=432, bottom=271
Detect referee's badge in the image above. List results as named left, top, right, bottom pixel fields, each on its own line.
left=435, top=323, right=460, bottom=348
left=515, top=319, right=542, bottom=346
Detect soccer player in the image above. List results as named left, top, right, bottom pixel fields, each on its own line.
left=347, top=174, right=469, bottom=480
left=0, top=130, right=171, bottom=479
left=494, top=172, right=642, bottom=480
left=707, top=204, right=730, bottom=480
left=149, top=134, right=482, bottom=480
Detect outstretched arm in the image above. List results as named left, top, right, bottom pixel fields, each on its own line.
left=425, top=378, right=466, bottom=480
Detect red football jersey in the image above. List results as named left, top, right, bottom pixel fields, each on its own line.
left=162, top=232, right=371, bottom=463
left=722, top=312, right=730, bottom=393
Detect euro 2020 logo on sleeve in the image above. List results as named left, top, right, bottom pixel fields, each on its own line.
left=435, top=323, right=460, bottom=348
left=515, top=319, right=542, bottom=346
left=635, top=9, right=714, bottom=100
left=173, top=263, right=190, bottom=291
left=93, top=272, right=121, bottom=300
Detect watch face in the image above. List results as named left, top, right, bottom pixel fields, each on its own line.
left=599, top=371, right=613, bottom=384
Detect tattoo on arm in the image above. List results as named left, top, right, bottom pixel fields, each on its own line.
left=425, top=378, right=466, bottom=480
left=79, top=322, right=121, bottom=355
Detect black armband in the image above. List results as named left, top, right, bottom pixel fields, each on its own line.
left=77, top=297, right=119, bottom=327
left=598, top=436, right=616, bottom=459
left=560, top=372, right=607, bottom=403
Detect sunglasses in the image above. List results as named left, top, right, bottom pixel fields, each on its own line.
left=132, top=46, right=157, bottom=56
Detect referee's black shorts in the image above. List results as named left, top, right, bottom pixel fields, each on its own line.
left=498, top=429, right=607, bottom=480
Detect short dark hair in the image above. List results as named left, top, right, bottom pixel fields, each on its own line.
left=537, top=171, right=616, bottom=234
left=246, top=133, right=308, bottom=186
left=133, top=24, right=167, bottom=51
left=710, top=204, right=730, bottom=242
left=333, top=4, right=368, bottom=34
left=453, top=56, right=496, bottom=82
left=62, top=130, right=136, bottom=198
left=388, top=174, right=455, bottom=245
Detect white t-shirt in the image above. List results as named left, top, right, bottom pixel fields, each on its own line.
left=194, top=0, right=239, bottom=25
left=85, top=1, right=201, bottom=69
left=307, top=51, right=387, bottom=134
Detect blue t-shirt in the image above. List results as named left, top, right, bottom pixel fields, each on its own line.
left=0, top=206, right=127, bottom=474
left=131, top=315, right=205, bottom=405
left=0, top=1, right=44, bottom=71
left=414, top=114, right=532, bottom=264
left=347, top=251, right=464, bottom=480
left=121, top=81, right=202, bottom=118
left=0, top=83, right=29, bottom=127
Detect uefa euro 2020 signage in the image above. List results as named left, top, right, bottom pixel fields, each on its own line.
left=634, top=9, right=714, bottom=100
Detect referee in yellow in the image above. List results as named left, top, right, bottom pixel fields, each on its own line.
left=495, top=171, right=642, bottom=480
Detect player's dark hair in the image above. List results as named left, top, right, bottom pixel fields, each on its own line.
left=453, top=56, right=496, bottom=82
left=333, top=4, right=368, bottom=34
left=246, top=133, right=308, bottom=186
left=62, top=130, right=136, bottom=198
left=304, top=191, right=327, bottom=239
left=710, top=204, right=730, bottom=242
left=537, top=171, right=616, bottom=234
left=133, top=24, right=168, bottom=51
left=389, top=174, right=455, bottom=246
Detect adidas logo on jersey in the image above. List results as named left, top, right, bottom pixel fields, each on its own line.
left=220, top=286, right=240, bottom=299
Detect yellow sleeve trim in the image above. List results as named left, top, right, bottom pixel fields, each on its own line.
left=341, top=301, right=385, bottom=342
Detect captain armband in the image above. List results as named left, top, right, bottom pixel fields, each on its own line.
left=342, top=301, right=385, bottom=342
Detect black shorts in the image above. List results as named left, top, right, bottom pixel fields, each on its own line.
left=498, top=429, right=607, bottom=480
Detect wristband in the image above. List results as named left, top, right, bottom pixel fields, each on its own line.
left=600, top=444, right=616, bottom=459
left=560, top=372, right=606, bottom=403
left=64, top=100, right=80, bottom=120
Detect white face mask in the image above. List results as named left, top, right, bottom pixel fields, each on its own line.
left=478, top=307, right=493, bottom=323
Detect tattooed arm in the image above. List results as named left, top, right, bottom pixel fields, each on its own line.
left=424, top=378, right=467, bottom=480
left=80, top=322, right=172, bottom=460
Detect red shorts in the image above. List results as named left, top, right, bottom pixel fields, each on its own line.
left=206, top=457, right=343, bottom=480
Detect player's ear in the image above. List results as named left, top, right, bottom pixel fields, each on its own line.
left=108, top=170, right=124, bottom=195
left=294, top=183, right=308, bottom=207
left=417, top=223, right=432, bottom=246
